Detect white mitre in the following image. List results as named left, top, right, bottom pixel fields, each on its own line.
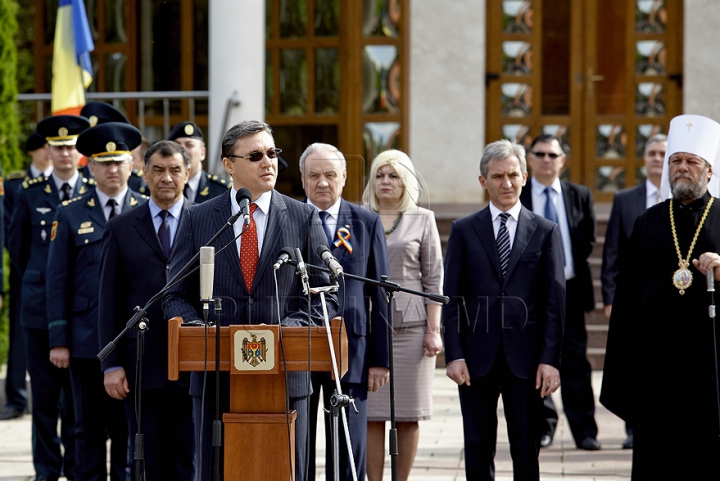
left=660, top=114, right=720, bottom=200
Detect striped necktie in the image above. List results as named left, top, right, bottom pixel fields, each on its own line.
left=497, top=212, right=511, bottom=278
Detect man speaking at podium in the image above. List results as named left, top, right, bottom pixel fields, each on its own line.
left=163, top=120, right=338, bottom=480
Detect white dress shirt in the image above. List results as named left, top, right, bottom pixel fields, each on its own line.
left=231, top=189, right=271, bottom=256
left=530, top=177, right=575, bottom=280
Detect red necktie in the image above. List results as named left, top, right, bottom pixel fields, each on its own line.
left=240, top=203, right=259, bottom=291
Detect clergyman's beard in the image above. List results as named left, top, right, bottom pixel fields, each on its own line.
left=670, top=170, right=708, bottom=202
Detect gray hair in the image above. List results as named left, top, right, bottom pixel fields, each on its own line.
left=145, top=140, right=190, bottom=169
left=644, top=133, right=668, bottom=154
left=298, top=143, right=347, bottom=172
left=479, top=139, right=527, bottom=178
left=221, top=121, right=273, bottom=159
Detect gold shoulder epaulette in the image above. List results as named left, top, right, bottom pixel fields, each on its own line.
left=7, top=170, right=28, bottom=181
left=61, top=195, right=84, bottom=207
left=23, top=176, right=46, bottom=189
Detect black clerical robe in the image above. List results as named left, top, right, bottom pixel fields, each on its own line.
left=601, top=192, right=720, bottom=480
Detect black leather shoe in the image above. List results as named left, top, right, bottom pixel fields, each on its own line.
left=0, top=406, right=23, bottom=420
left=578, top=437, right=601, bottom=450
left=540, top=433, right=553, bottom=448
left=622, top=434, right=634, bottom=449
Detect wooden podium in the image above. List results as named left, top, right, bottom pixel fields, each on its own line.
left=168, top=317, right=348, bottom=480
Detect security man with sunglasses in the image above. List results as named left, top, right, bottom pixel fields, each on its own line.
left=519, top=134, right=600, bottom=451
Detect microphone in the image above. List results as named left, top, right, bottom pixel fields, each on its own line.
left=236, top=188, right=252, bottom=226
left=316, top=245, right=343, bottom=277
left=200, top=246, right=215, bottom=303
left=273, top=246, right=296, bottom=270
left=294, top=247, right=310, bottom=295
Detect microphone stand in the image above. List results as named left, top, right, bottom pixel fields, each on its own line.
left=707, top=268, right=720, bottom=435
left=97, top=210, right=243, bottom=481
left=303, top=262, right=448, bottom=481
left=309, top=281, right=358, bottom=481
left=211, top=298, right=223, bottom=481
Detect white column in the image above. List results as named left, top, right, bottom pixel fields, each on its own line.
left=683, top=0, right=720, bottom=119
left=208, top=0, right=266, bottom=174
left=409, top=0, right=486, bottom=204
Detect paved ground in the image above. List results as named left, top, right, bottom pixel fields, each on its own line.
left=0, top=367, right=631, bottom=480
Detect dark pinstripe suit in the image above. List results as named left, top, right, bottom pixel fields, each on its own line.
left=163, top=189, right=338, bottom=481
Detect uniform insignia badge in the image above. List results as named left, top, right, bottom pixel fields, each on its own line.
left=184, top=124, right=194, bottom=136
left=58, top=127, right=68, bottom=137
left=106, top=141, right=116, bottom=152
left=87, top=197, right=95, bottom=207
left=78, top=227, right=94, bottom=234
left=44, top=184, right=52, bottom=194
left=89, top=115, right=98, bottom=127
left=50, top=221, right=58, bottom=241
left=79, top=185, right=88, bottom=195
left=0, top=177, right=4, bottom=196
left=130, top=197, right=138, bottom=206
left=80, top=221, right=92, bottom=228
left=36, top=207, right=52, bottom=214
left=241, top=334, right=267, bottom=367
left=200, top=186, right=209, bottom=196
left=41, top=229, right=47, bottom=242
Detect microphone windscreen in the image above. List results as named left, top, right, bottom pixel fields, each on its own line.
left=235, top=187, right=252, bottom=205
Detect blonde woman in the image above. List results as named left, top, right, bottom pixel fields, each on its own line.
left=363, top=150, right=444, bottom=481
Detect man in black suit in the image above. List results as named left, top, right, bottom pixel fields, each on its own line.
left=443, top=139, right=565, bottom=480
left=520, top=134, right=600, bottom=451
left=0, top=131, right=51, bottom=421
left=300, top=143, right=390, bottom=481
left=98, top=140, right=194, bottom=481
left=163, top=120, right=338, bottom=481
left=600, top=134, right=666, bottom=449
left=47, top=123, right=147, bottom=481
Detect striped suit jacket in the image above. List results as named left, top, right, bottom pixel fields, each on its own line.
left=162, top=189, right=339, bottom=397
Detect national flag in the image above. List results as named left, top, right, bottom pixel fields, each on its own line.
left=51, top=0, right=95, bottom=115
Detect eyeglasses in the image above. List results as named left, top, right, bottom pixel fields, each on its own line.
left=226, top=148, right=282, bottom=163
left=530, top=151, right=562, bottom=159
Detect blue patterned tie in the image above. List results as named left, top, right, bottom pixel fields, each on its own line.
left=544, top=187, right=559, bottom=224
left=497, top=212, right=511, bottom=278
left=319, top=211, right=334, bottom=246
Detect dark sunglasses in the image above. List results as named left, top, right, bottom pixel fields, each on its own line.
left=530, top=151, right=561, bottom=159
left=226, top=148, right=282, bottom=162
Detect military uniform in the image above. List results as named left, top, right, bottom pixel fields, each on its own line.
left=45, top=120, right=145, bottom=481
left=167, top=120, right=232, bottom=203
left=8, top=115, right=91, bottom=481
left=2, top=168, right=33, bottom=419
left=8, top=172, right=94, bottom=480
left=1, top=129, right=50, bottom=420
left=127, top=168, right=146, bottom=192
left=47, top=189, right=146, bottom=481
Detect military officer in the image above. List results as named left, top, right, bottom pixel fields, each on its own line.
left=79, top=101, right=149, bottom=193
left=163, top=120, right=231, bottom=202
left=8, top=115, right=93, bottom=481
left=46, top=122, right=148, bottom=481
left=0, top=131, right=51, bottom=421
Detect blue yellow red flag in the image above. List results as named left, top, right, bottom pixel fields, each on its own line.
left=51, top=0, right=95, bottom=115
